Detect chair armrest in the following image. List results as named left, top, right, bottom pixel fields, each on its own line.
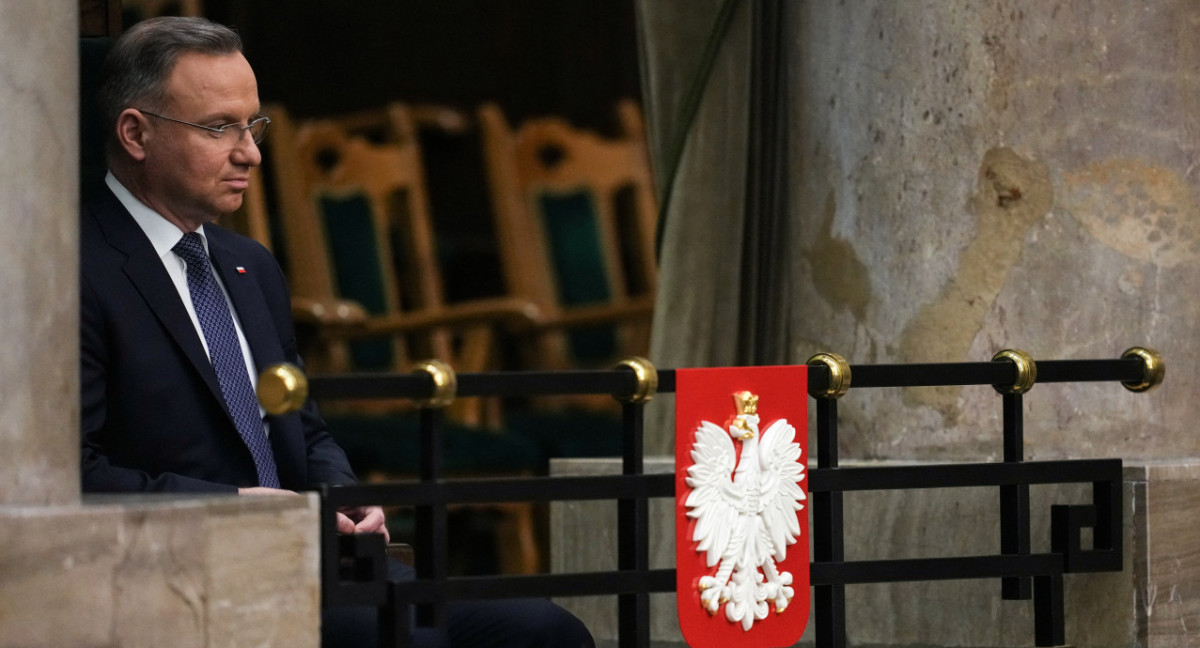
left=342, top=297, right=545, bottom=339
left=536, top=295, right=655, bottom=330
left=291, top=296, right=369, bottom=327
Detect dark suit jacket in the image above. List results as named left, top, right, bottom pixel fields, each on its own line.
left=80, top=185, right=357, bottom=493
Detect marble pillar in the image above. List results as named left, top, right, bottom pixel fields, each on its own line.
left=0, top=0, right=80, bottom=506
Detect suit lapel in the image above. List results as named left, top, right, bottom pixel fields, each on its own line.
left=92, top=191, right=227, bottom=407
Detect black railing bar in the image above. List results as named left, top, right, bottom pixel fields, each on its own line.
left=380, top=569, right=678, bottom=603
left=308, top=370, right=644, bottom=401
left=617, top=400, right=651, bottom=646
left=809, top=459, right=1121, bottom=492
left=811, top=553, right=1065, bottom=585
left=309, top=371, right=435, bottom=400
left=459, top=371, right=643, bottom=397
left=338, top=551, right=1078, bottom=604
left=318, top=459, right=1116, bottom=507
left=1035, top=359, right=1144, bottom=383
left=847, top=363, right=1008, bottom=388
left=306, top=357, right=1145, bottom=402
left=322, top=474, right=676, bottom=508
left=326, top=581, right=389, bottom=607
left=845, top=358, right=1143, bottom=388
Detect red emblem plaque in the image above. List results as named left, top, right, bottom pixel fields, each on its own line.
left=675, top=365, right=810, bottom=648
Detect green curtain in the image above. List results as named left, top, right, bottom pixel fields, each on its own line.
left=635, top=0, right=793, bottom=453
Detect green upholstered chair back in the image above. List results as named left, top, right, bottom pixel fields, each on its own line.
left=319, top=192, right=397, bottom=370
left=536, top=190, right=618, bottom=364
left=262, top=103, right=449, bottom=375
left=479, top=101, right=658, bottom=370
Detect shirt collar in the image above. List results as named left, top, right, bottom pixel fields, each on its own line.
left=105, top=172, right=209, bottom=256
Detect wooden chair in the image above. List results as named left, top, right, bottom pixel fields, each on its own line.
left=260, top=103, right=543, bottom=573
left=478, top=101, right=657, bottom=373
left=263, top=103, right=539, bottom=422
left=476, top=101, right=659, bottom=461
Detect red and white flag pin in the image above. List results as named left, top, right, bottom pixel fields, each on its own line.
left=675, top=365, right=810, bottom=648
left=236, top=266, right=247, bottom=274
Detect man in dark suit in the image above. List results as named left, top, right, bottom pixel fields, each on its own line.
left=80, top=16, right=592, bottom=648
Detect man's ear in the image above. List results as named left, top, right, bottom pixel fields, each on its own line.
left=115, top=109, right=149, bottom=162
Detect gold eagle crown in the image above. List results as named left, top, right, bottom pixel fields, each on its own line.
left=733, top=391, right=759, bottom=416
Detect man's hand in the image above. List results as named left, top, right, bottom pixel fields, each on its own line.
left=237, top=486, right=298, bottom=496
left=337, top=505, right=390, bottom=543
left=238, top=489, right=388, bottom=542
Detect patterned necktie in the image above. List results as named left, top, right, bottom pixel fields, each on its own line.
left=173, top=232, right=281, bottom=488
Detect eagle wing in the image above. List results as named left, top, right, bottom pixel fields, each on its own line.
left=685, top=420, right=741, bottom=567
left=756, top=418, right=806, bottom=562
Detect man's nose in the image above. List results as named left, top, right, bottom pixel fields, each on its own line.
left=231, top=132, right=262, bottom=166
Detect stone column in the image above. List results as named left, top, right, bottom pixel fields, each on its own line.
left=0, top=0, right=80, bottom=505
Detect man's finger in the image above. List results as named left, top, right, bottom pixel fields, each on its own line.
left=354, top=507, right=390, bottom=543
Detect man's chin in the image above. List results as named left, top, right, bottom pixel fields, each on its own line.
left=217, top=193, right=245, bottom=215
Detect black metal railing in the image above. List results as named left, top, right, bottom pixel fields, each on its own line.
left=291, top=348, right=1162, bottom=648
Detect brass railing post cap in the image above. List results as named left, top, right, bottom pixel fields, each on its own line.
left=411, top=359, right=457, bottom=408
left=806, top=352, right=851, bottom=399
left=992, top=349, right=1037, bottom=395
left=615, top=356, right=658, bottom=404
left=1121, top=346, right=1164, bottom=392
left=257, top=362, right=309, bottom=415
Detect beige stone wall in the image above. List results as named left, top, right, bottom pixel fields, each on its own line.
left=787, top=1, right=1196, bottom=463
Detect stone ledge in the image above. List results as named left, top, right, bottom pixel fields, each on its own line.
left=0, top=493, right=321, bottom=648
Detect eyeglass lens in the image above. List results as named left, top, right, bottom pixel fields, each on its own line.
left=244, top=118, right=269, bottom=144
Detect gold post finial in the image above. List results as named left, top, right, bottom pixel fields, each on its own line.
left=992, top=349, right=1037, bottom=394
left=614, top=356, right=658, bottom=404
left=411, top=359, right=457, bottom=408
left=1121, top=346, right=1164, bottom=392
left=257, top=363, right=309, bottom=415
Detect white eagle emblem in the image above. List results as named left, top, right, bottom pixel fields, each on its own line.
left=684, top=391, right=806, bottom=631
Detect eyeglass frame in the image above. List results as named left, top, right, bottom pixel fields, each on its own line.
left=137, top=109, right=271, bottom=144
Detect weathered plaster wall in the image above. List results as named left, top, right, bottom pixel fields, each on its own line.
left=789, top=1, right=1195, bottom=461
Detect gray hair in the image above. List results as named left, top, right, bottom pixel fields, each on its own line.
left=98, top=16, right=244, bottom=158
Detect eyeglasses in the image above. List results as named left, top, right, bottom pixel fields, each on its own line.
left=138, top=110, right=271, bottom=144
